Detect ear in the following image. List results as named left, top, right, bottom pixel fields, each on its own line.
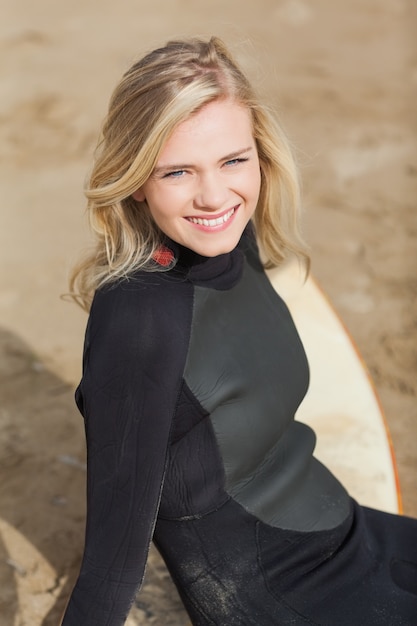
left=132, top=188, right=146, bottom=202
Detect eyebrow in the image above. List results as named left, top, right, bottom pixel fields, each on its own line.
left=152, top=146, right=254, bottom=176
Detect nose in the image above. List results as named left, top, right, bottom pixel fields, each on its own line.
left=194, top=171, right=229, bottom=212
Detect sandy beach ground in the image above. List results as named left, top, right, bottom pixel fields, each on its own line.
left=1, top=0, right=416, bottom=623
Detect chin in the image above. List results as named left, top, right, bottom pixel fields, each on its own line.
left=190, top=239, right=240, bottom=258
left=187, top=229, right=245, bottom=258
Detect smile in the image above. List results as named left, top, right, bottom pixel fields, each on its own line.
left=186, top=207, right=236, bottom=228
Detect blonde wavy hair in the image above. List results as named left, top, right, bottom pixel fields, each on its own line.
left=69, top=36, right=309, bottom=311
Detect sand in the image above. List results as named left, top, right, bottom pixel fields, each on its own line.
left=1, top=0, right=416, bottom=623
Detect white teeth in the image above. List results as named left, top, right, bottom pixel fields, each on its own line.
left=187, top=208, right=235, bottom=227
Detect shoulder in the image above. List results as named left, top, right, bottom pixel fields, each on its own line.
left=95, top=268, right=190, bottom=304
left=86, top=270, right=194, bottom=359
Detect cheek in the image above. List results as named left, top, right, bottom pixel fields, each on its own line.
left=148, top=204, right=169, bottom=226
left=146, top=194, right=182, bottom=230
left=249, top=167, right=262, bottom=199
left=144, top=188, right=168, bottom=219
left=151, top=186, right=189, bottom=218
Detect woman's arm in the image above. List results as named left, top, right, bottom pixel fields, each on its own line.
left=62, top=275, right=193, bottom=625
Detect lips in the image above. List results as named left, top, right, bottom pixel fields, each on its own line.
left=185, top=206, right=236, bottom=228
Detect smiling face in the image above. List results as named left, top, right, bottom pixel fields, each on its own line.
left=133, top=99, right=261, bottom=257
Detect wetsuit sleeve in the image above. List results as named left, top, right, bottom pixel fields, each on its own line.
left=61, top=277, right=193, bottom=626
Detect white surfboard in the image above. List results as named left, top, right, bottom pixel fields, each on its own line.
left=267, top=260, right=401, bottom=515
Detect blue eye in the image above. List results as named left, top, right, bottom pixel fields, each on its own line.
left=224, top=157, right=248, bottom=167
left=164, top=170, right=186, bottom=178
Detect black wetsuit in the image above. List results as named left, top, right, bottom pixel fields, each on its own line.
left=62, top=230, right=417, bottom=625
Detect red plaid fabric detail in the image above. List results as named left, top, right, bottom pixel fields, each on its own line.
left=152, top=245, right=175, bottom=267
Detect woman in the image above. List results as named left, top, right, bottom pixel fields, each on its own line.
left=62, top=37, right=417, bottom=625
